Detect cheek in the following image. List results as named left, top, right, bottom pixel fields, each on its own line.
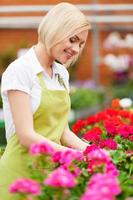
left=51, top=40, right=71, bottom=58
left=50, top=46, right=64, bottom=60
left=54, top=45, right=64, bottom=53
left=51, top=46, right=59, bottom=57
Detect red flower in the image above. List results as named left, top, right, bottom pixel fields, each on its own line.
left=100, top=139, right=118, bottom=150
left=104, top=117, right=123, bottom=137
left=104, top=120, right=117, bottom=137
left=86, top=115, right=99, bottom=125
left=96, top=111, right=109, bottom=121
left=105, top=108, right=119, bottom=117
left=92, top=127, right=103, bottom=135
left=83, top=127, right=102, bottom=143
left=129, top=135, right=133, bottom=142
left=83, top=133, right=100, bottom=143
left=72, top=120, right=86, bottom=135
left=118, top=109, right=131, bottom=119
left=117, top=124, right=131, bottom=139
left=129, top=126, right=133, bottom=135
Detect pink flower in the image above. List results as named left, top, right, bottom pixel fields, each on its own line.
left=81, top=173, right=121, bottom=200
left=106, top=162, right=119, bottom=177
left=44, top=167, right=77, bottom=188
left=30, top=142, right=54, bottom=156
left=84, top=144, right=99, bottom=154
left=87, top=149, right=111, bottom=163
left=86, top=150, right=118, bottom=176
left=52, top=149, right=83, bottom=167
left=9, top=178, right=41, bottom=196
left=52, top=151, right=62, bottom=162
left=100, top=139, right=118, bottom=150
left=87, top=160, right=105, bottom=173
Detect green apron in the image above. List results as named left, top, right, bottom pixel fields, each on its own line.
left=0, top=72, right=70, bottom=200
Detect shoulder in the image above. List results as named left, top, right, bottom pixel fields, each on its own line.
left=1, top=51, right=34, bottom=94
left=2, top=47, right=36, bottom=86
left=54, top=62, right=69, bottom=80
left=3, top=49, right=34, bottom=78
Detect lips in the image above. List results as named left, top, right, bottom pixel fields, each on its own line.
left=64, top=50, right=73, bottom=59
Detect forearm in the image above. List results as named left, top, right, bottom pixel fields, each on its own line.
left=61, top=127, right=89, bottom=151
left=19, top=130, right=70, bottom=152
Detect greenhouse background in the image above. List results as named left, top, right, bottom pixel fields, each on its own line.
left=0, top=1, right=133, bottom=145
left=0, top=1, right=133, bottom=200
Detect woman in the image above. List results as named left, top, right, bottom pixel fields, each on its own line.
left=0, top=2, right=91, bottom=199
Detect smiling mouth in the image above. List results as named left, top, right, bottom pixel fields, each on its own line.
left=64, top=50, right=73, bottom=59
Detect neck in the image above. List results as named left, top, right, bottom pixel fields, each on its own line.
left=34, top=42, right=54, bottom=70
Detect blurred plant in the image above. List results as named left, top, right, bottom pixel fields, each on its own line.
left=102, top=32, right=133, bottom=102
left=110, top=80, right=133, bottom=99
left=68, top=59, right=79, bottom=80
left=70, top=87, right=105, bottom=110
left=0, top=46, right=16, bottom=70
left=19, top=40, right=29, bottom=49
left=103, top=54, right=133, bottom=85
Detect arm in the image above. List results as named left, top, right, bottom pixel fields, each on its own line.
left=61, top=123, right=89, bottom=151
left=8, top=90, right=70, bottom=151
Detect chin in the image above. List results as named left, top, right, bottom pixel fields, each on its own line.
left=55, top=58, right=68, bottom=65
left=55, top=59, right=63, bottom=64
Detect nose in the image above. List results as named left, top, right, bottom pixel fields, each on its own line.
left=72, top=44, right=80, bottom=54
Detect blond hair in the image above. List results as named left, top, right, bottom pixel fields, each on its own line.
left=38, top=2, right=91, bottom=66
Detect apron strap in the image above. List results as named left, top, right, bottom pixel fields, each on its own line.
left=37, top=72, right=47, bottom=89
left=57, top=74, right=68, bottom=91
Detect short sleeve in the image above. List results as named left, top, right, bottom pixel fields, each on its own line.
left=1, top=60, right=32, bottom=95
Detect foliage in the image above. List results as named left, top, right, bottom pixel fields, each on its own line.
left=5, top=99, right=133, bottom=199
left=9, top=143, right=121, bottom=200
left=70, top=87, right=105, bottom=110
left=110, top=80, right=133, bottom=99
left=72, top=99, right=133, bottom=199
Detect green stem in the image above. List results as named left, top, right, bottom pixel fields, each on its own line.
left=128, top=164, right=133, bottom=178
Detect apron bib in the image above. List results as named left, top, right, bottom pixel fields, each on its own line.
left=0, top=72, right=70, bottom=200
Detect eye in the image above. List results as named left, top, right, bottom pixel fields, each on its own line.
left=69, top=37, right=76, bottom=43
left=79, top=43, right=84, bottom=48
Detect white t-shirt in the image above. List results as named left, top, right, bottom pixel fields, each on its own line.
left=1, top=46, right=69, bottom=140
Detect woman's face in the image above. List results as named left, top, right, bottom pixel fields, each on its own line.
left=50, top=29, right=88, bottom=64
